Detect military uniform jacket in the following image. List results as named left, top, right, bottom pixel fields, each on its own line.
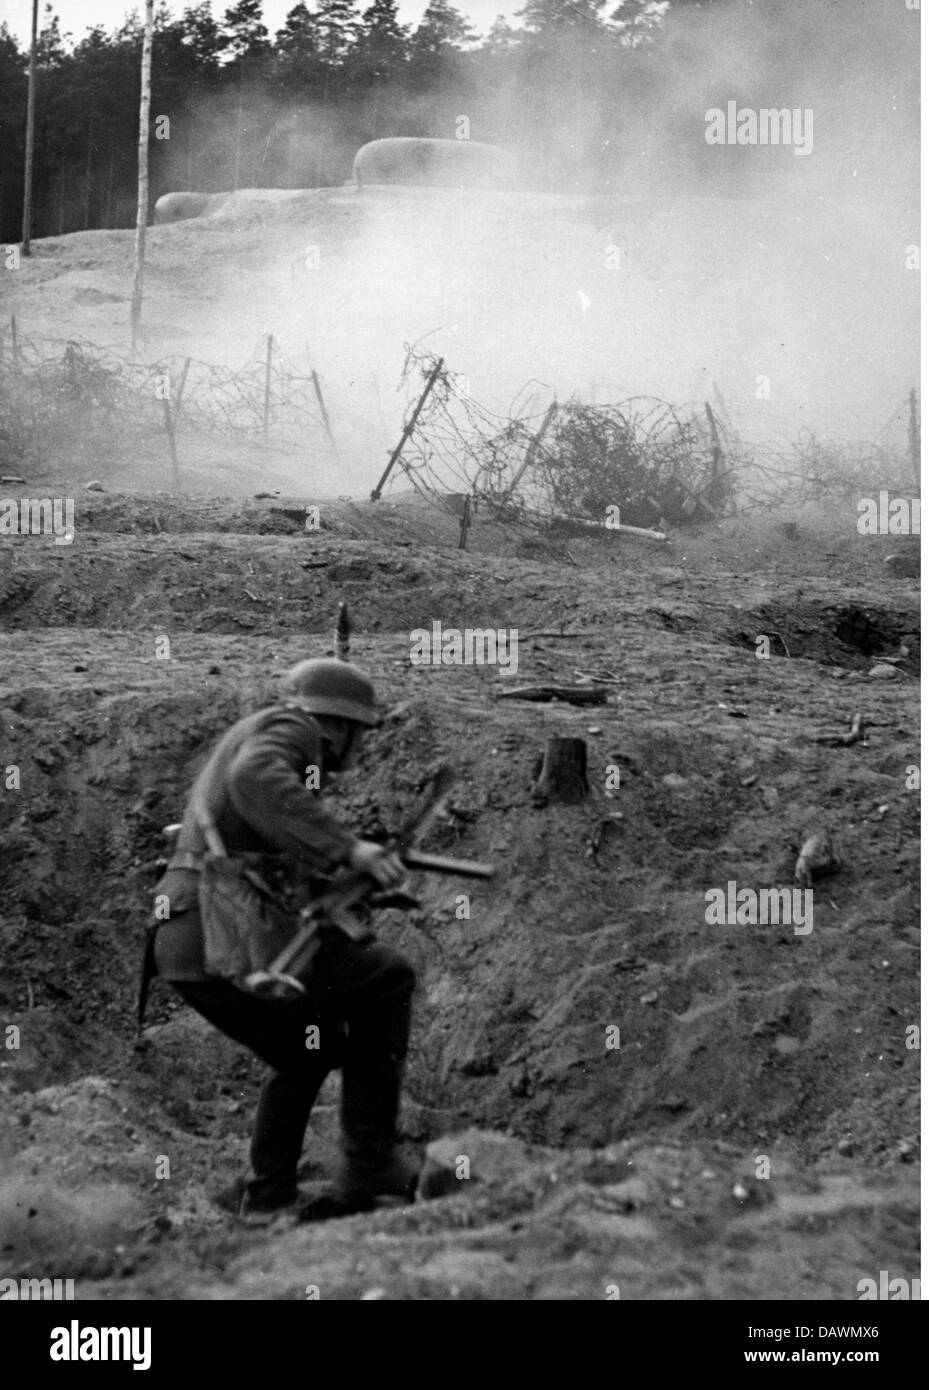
left=152, top=704, right=357, bottom=981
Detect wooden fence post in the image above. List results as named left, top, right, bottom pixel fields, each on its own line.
left=908, top=388, right=920, bottom=490
left=335, top=601, right=351, bottom=661
left=370, top=356, right=444, bottom=500
left=458, top=494, right=472, bottom=550
left=311, top=369, right=337, bottom=454
left=162, top=357, right=189, bottom=491
left=504, top=399, right=557, bottom=503
left=263, top=334, right=273, bottom=436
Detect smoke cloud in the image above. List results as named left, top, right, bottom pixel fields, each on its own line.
left=151, top=0, right=917, bottom=488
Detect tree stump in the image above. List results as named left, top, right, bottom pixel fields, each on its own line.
left=532, top=737, right=589, bottom=805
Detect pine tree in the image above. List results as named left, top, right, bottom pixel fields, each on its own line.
left=356, top=0, right=408, bottom=81
left=410, top=0, right=474, bottom=58
left=276, top=2, right=317, bottom=54
left=314, top=0, right=360, bottom=67
left=482, top=15, right=519, bottom=59
left=274, top=3, right=321, bottom=93
left=37, top=4, right=69, bottom=68
left=179, top=2, right=223, bottom=75
left=407, top=0, right=474, bottom=97
left=0, top=23, right=26, bottom=243
left=220, top=2, right=271, bottom=191
left=517, top=0, right=607, bottom=33
left=221, top=0, right=270, bottom=63
left=608, top=0, right=667, bottom=45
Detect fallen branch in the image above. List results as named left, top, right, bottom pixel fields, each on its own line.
left=550, top=511, right=667, bottom=542
left=496, top=684, right=609, bottom=705
left=810, top=711, right=866, bottom=747
left=574, top=668, right=622, bottom=685
left=609, top=521, right=667, bottom=541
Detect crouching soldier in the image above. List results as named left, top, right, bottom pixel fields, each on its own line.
left=145, top=658, right=420, bottom=1221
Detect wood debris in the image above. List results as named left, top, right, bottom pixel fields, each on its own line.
left=795, top=830, right=842, bottom=887
left=496, top=684, right=609, bottom=705
left=810, top=711, right=866, bottom=747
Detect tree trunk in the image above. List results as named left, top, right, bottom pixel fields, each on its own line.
left=130, top=0, right=154, bottom=352
left=21, top=0, right=38, bottom=255
left=233, top=81, right=243, bottom=190
left=106, top=149, right=114, bottom=227
left=532, top=737, right=590, bottom=805
left=84, top=123, right=93, bottom=228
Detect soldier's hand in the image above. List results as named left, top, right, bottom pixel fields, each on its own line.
left=349, top=840, right=406, bottom=888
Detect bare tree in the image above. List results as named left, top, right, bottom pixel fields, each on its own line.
left=130, top=0, right=154, bottom=352
left=21, top=0, right=38, bottom=256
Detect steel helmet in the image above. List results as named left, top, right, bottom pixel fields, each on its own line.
left=281, top=658, right=380, bottom=726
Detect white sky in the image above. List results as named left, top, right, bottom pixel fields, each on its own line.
left=0, top=0, right=525, bottom=48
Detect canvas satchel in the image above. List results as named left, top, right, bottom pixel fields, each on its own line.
left=194, top=799, right=298, bottom=985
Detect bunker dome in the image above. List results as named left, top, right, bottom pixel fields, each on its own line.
left=153, top=191, right=222, bottom=224
left=353, top=137, right=516, bottom=190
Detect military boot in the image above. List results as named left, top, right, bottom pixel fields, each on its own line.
left=212, top=1175, right=307, bottom=1225
left=232, top=1057, right=333, bottom=1220
left=333, top=1043, right=420, bottom=1211
left=335, top=1147, right=421, bottom=1210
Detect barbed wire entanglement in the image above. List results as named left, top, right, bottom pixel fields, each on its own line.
left=390, top=346, right=917, bottom=530
left=0, top=324, right=334, bottom=483
left=385, top=345, right=543, bottom=507
left=1, top=326, right=915, bottom=514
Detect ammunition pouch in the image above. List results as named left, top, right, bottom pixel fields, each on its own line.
left=199, top=851, right=298, bottom=985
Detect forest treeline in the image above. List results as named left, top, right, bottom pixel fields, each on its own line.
left=0, top=0, right=741, bottom=242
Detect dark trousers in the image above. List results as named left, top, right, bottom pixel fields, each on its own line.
left=170, top=924, right=415, bottom=1201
